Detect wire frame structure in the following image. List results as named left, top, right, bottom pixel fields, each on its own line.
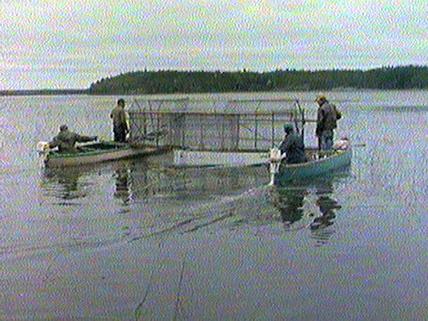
left=128, top=98, right=310, bottom=152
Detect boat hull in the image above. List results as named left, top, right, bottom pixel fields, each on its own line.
left=274, top=148, right=352, bottom=185
left=44, top=142, right=159, bottom=167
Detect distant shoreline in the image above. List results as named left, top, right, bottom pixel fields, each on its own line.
left=2, top=87, right=428, bottom=97
left=0, top=89, right=88, bottom=96
left=88, top=66, right=428, bottom=95
left=2, top=65, right=428, bottom=96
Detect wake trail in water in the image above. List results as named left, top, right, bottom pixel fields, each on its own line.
left=129, top=184, right=273, bottom=242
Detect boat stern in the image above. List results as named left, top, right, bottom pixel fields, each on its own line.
left=36, top=141, right=51, bottom=167
left=268, top=147, right=283, bottom=186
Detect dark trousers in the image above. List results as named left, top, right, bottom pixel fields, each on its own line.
left=320, top=130, right=334, bottom=150
left=113, top=126, right=127, bottom=143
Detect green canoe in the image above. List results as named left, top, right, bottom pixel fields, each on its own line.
left=43, top=141, right=159, bottom=167
left=272, top=147, right=352, bottom=186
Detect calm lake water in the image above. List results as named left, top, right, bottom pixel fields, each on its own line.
left=0, top=91, right=427, bottom=320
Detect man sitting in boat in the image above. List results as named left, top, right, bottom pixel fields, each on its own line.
left=110, top=98, right=129, bottom=143
left=315, top=95, right=342, bottom=150
left=279, top=124, right=307, bottom=164
left=48, top=125, right=97, bottom=153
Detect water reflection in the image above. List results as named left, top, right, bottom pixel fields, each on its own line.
left=39, top=156, right=270, bottom=206
left=271, top=187, right=307, bottom=225
left=271, top=172, right=346, bottom=241
left=310, top=183, right=341, bottom=228
left=39, top=156, right=347, bottom=244
left=309, top=180, right=342, bottom=244
left=41, top=162, right=134, bottom=206
left=41, top=166, right=88, bottom=202
left=112, top=162, right=132, bottom=204
left=124, top=160, right=269, bottom=201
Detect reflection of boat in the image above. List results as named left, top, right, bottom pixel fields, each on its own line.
left=41, top=160, right=133, bottom=204
left=39, top=141, right=160, bottom=167
left=270, top=147, right=352, bottom=186
left=41, top=166, right=88, bottom=201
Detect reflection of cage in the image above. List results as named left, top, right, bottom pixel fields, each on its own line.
left=128, top=99, right=313, bottom=152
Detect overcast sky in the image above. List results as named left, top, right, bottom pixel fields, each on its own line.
left=0, top=0, right=427, bottom=90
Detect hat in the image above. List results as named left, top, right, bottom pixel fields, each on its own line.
left=283, top=123, right=294, bottom=133
left=315, top=95, right=327, bottom=104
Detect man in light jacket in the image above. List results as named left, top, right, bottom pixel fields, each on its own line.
left=110, top=98, right=129, bottom=143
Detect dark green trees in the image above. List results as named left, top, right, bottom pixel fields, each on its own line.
left=88, top=65, right=428, bottom=95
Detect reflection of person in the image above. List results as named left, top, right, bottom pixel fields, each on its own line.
left=279, top=124, right=307, bottom=164
left=114, top=163, right=131, bottom=203
left=310, top=181, right=341, bottom=230
left=49, top=125, right=97, bottom=153
left=315, top=95, right=342, bottom=151
left=310, top=196, right=340, bottom=230
left=110, top=98, right=129, bottom=142
left=42, top=167, right=84, bottom=200
left=272, top=187, right=306, bottom=226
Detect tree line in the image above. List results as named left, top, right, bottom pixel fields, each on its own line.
left=0, top=89, right=87, bottom=96
left=88, top=65, right=428, bottom=95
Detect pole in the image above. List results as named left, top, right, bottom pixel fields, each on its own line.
left=271, top=112, right=275, bottom=148
left=295, top=100, right=305, bottom=143
left=254, top=113, right=258, bottom=150
left=255, top=102, right=262, bottom=151
left=156, top=113, right=160, bottom=148
left=236, top=114, right=240, bottom=151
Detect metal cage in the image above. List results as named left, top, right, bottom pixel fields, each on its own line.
left=128, top=98, right=312, bottom=152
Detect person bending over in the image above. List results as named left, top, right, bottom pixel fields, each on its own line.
left=49, top=125, right=97, bottom=153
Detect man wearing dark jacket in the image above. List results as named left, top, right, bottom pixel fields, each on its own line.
left=110, top=98, right=128, bottom=142
left=279, top=124, right=307, bottom=164
left=315, top=95, right=342, bottom=150
left=49, top=125, right=97, bottom=153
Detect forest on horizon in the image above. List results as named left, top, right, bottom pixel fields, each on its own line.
left=2, top=65, right=427, bottom=96
left=88, top=65, right=428, bottom=95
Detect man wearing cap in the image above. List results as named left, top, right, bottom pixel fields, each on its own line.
left=279, top=124, right=307, bottom=164
left=315, top=95, right=342, bottom=151
left=48, top=125, right=97, bottom=153
left=110, top=98, right=129, bottom=143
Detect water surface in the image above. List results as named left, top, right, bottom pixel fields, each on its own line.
left=0, top=91, right=427, bottom=320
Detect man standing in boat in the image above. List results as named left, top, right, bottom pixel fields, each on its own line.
left=315, top=95, right=342, bottom=150
left=110, top=98, right=129, bottom=143
left=279, top=124, right=307, bottom=164
left=48, top=125, right=97, bottom=153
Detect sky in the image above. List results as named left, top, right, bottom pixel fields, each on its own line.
left=0, top=0, right=427, bottom=90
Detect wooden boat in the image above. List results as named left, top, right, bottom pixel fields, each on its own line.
left=39, top=141, right=160, bottom=167
left=269, top=146, right=352, bottom=186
